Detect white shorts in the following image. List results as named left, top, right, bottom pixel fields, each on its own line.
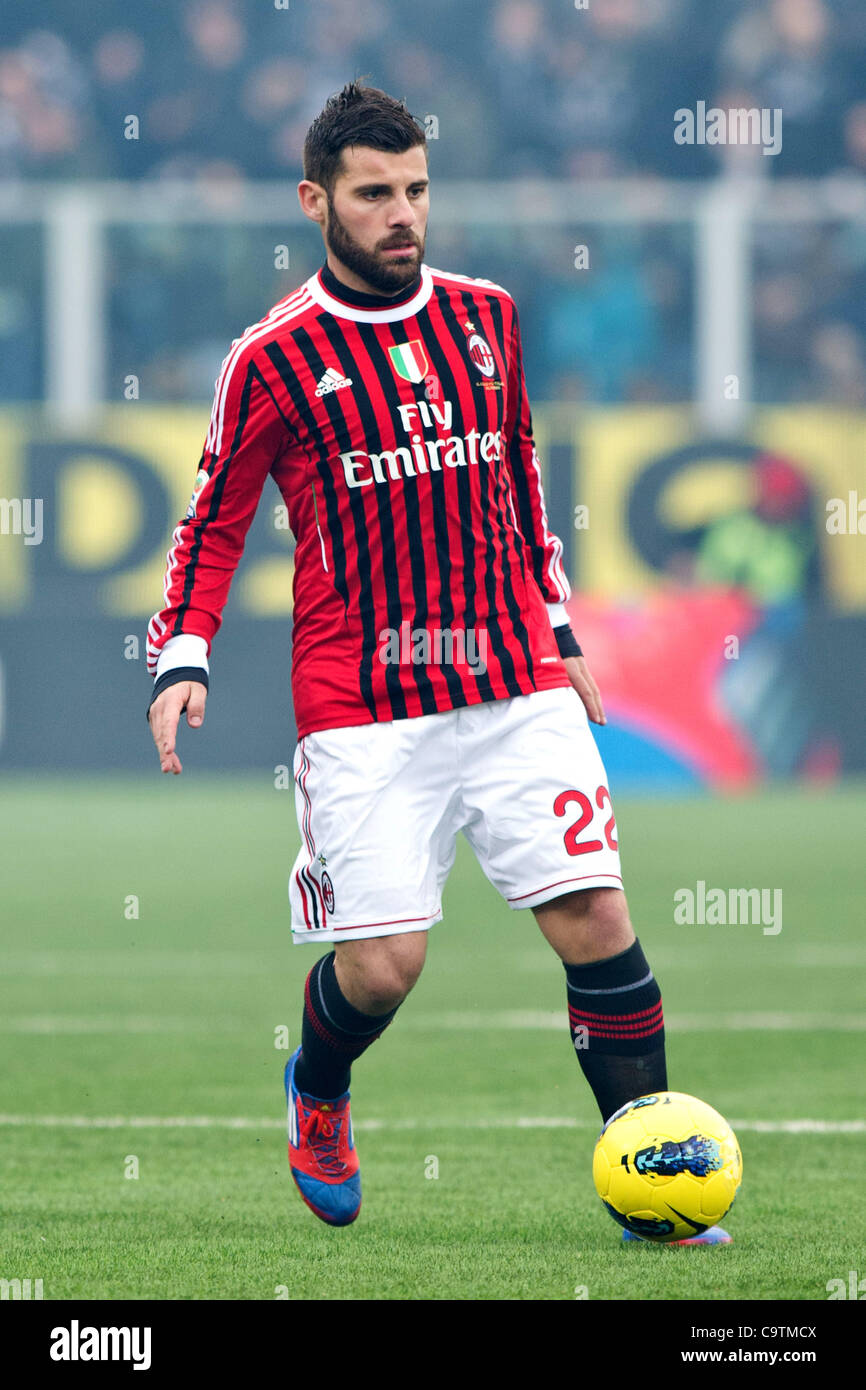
left=289, top=686, right=623, bottom=943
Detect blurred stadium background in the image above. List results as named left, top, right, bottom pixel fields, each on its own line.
left=0, top=0, right=865, bottom=780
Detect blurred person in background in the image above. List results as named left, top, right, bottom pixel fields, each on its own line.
left=719, top=0, right=842, bottom=176
left=536, top=230, right=658, bottom=402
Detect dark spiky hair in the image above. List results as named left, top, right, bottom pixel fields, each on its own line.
left=303, top=80, right=427, bottom=193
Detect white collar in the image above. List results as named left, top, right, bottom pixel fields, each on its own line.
left=305, top=263, right=434, bottom=323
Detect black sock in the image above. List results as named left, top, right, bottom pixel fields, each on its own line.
left=293, top=951, right=399, bottom=1100
left=564, top=938, right=667, bottom=1123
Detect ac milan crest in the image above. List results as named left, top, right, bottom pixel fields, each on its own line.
left=467, top=332, right=496, bottom=378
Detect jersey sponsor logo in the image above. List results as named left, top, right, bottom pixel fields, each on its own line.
left=340, top=427, right=502, bottom=487
left=396, top=399, right=452, bottom=432
left=341, top=390, right=502, bottom=485
left=321, top=871, right=335, bottom=914
left=388, top=339, right=429, bottom=383
left=315, top=366, right=353, bottom=397
left=467, top=332, right=496, bottom=378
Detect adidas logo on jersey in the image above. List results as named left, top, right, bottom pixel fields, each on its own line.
left=315, top=367, right=353, bottom=396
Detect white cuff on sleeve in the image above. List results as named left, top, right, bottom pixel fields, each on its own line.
left=545, top=602, right=569, bottom=629
left=155, top=634, right=210, bottom=678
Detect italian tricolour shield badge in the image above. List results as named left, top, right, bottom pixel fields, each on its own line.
left=388, top=339, right=429, bottom=384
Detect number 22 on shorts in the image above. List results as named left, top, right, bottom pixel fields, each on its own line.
left=553, top=786, right=618, bottom=856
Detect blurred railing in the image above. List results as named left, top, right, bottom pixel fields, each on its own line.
left=1, top=176, right=865, bottom=428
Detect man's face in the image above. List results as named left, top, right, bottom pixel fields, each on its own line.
left=323, top=144, right=429, bottom=295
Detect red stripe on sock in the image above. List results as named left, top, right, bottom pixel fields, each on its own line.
left=568, top=1001, right=663, bottom=1025
left=569, top=1002, right=664, bottom=1039
left=569, top=1011, right=663, bottom=1030
left=575, top=1022, right=665, bottom=1040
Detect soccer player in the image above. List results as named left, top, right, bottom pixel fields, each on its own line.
left=147, top=82, right=728, bottom=1245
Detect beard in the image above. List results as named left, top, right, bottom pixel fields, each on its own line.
left=325, top=194, right=425, bottom=296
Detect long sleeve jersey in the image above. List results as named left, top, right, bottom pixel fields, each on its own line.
left=147, top=261, right=573, bottom=738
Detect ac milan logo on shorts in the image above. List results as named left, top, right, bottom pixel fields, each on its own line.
left=321, top=871, right=335, bottom=914
left=467, top=332, right=496, bottom=378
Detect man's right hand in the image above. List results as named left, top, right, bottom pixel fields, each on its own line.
left=148, top=681, right=208, bottom=774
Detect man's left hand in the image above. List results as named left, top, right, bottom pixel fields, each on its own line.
left=563, top=655, right=606, bottom=725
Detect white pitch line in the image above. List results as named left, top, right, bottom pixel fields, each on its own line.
left=0, top=951, right=273, bottom=977
left=3, top=1010, right=866, bottom=1034
left=406, top=1011, right=866, bottom=1032
left=0, top=1115, right=862, bottom=1135
left=0, top=1017, right=227, bottom=1034
left=668, top=1011, right=866, bottom=1032
left=519, top=947, right=866, bottom=972
left=791, top=946, right=866, bottom=967
left=4, top=946, right=865, bottom=982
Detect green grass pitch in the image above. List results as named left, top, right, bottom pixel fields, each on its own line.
left=1, top=775, right=864, bottom=1300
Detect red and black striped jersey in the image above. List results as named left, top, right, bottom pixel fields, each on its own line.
left=147, top=261, right=573, bottom=738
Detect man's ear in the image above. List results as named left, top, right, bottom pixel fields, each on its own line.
left=298, top=180, right=327, bottom=225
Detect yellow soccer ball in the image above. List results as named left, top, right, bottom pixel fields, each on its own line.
left=592, top=1091, right=742, bottom=1242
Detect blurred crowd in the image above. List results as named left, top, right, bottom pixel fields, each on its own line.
left=1, top=0, right=865, bottom=403
left=3, top=0, right=865, bottom=182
